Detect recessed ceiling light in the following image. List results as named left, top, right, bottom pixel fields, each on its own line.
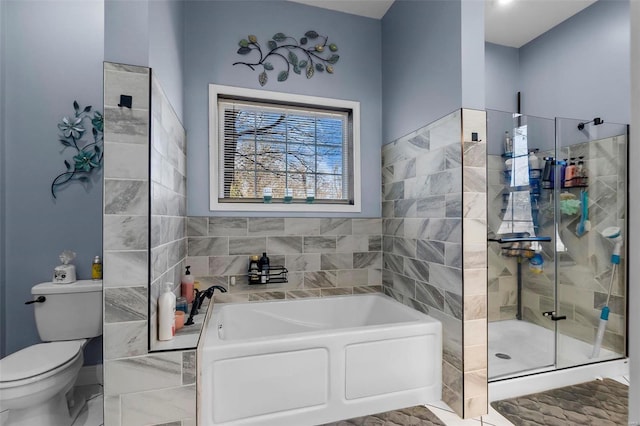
left=497, top=0, right=514, bottom=6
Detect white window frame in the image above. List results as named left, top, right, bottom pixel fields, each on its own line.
left=209, top=84, right=361, bottom=212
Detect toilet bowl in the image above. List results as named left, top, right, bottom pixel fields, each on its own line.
left=0, top=280, right=102, bottom=426
left=0, top=340, right=86, bottom=426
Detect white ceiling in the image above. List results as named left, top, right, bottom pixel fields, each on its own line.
left=289, top=0, right=597, bottom=48
left=288, top=0, right=394, bottom=20
left=484, top=0, right=597, bottom=48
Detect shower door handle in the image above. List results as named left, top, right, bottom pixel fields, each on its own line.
left=543, top=311, right=566, bottom=321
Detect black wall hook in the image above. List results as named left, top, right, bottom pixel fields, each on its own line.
left=118, top=94, right=133, bottom=109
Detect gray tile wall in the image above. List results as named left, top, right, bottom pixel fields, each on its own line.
left=149, top=73, right=188, bottom=348
left=460, top=109, right=488, bottom=418
left=521, top=135, right=627, bottom=355
left=186, top=217, right=383, bottom=301
left=381, top=110, right=465, bottom=414
left=103, top=63, right=195, bottom=426
left=381, top=109, right=488, bottom=419
left=104, top=65, right=490, bottom=424
left=489, top=134, right=627, bottom=357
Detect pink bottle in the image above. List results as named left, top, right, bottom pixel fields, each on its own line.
left=181, top=266, right=195, bottom=303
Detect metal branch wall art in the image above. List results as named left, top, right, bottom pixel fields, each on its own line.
left=233, top=31, right=339, bottom=86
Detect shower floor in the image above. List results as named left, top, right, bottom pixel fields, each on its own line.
left=489, top=319, right=620, bottom=380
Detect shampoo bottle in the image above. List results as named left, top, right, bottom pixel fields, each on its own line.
left=248, top=256, right=260, bottom=284
left=564, top=158, right=576, bottom=187
left=259, top=252, right=270, bottom=284
left=503, top=131, right=512, bottom=154
left=158, top=283, right=176, bottom=341
left=181, top=266, right=195, bottom=303
left=528, top=150, right=540, bottom=170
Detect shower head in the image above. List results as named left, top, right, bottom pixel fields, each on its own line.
left=602, top=226, right=623, bottom=264
left=578, top=117, right=603, bottom=130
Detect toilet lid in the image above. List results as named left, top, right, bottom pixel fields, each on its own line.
left=0, top=341, right=83, bottom=382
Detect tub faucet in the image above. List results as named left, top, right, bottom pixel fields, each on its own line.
left=185, top=285, right=227, bottom=326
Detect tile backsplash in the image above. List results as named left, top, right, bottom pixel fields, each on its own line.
left=186, top=217, right=383, bottom=302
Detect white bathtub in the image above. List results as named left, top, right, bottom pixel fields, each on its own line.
left=198, top=293, right=442, bottom=426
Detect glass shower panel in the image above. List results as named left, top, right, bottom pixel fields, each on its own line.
left=487, top=110, right=557, bottom=380
left=554, top=117, right=628, bottom=369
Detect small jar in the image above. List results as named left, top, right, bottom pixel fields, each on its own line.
left=176, top=297, right=188, bottom=314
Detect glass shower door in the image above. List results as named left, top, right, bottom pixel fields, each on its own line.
left=487, top=110, right=557, bottom=380
left=554, top=117, right=628, bottom=369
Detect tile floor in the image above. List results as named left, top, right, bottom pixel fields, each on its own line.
left=76, top=376, right=631, bottom=426
left=73, top=384, right=104, bottom=426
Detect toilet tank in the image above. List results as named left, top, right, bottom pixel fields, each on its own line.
left=31, top=280, right=103, bottom=342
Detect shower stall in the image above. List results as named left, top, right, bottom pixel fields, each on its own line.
left=486, top=109, right=628, bottom=381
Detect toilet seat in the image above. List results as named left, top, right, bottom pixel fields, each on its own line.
left=0, top=341, right=84, bottom=386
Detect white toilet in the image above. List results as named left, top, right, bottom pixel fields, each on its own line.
left=0, top=280, right=102, bottom=426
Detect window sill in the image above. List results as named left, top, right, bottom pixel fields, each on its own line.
left=210, top=200, right=361, bottom=213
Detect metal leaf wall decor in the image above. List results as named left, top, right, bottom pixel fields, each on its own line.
left=233, top=31, right=339, bottom=86
left=51, top=101, right=103, bottom=198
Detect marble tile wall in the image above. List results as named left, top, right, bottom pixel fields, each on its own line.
left=103, top=63, right=195, bottom=426
left=460, top=109, right=488, bottom=418
left=520, top=135, right=627, bottom=354
left=486, top=154, right=519, bottom=322
left=381, top=109, right=488, bottom=419
left=149, top=73, right=187, bottom=348
left=185, top=217, right=383, bottom=300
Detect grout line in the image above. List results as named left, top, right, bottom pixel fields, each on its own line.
left=426, top=402, right=455, bottom=414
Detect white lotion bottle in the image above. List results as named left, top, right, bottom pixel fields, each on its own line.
left=158, top=283, right=176, bottom=341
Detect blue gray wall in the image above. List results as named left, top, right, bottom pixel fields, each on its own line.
left=485, top=42, right=519, bottom=113
left=381, top=0, right=462, bottom=143
left=105, top=0, right=184, bottom=121
left=461, top=0, right=485, bottom=111
left=183, top=0, right=382, bottom=217
left=381, top=0, right=485, bottom=143
left=104, top=0, right=150, bottom=67
left=2, top=0, right=104, bottom=363
left=519, top=0, right=630, bottom=124
left=486, top=0, right=629, bottom=124
left=149, top=0, right=185, bottom=121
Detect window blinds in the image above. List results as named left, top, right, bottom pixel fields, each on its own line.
left=218, top=98, right=350, bottom=202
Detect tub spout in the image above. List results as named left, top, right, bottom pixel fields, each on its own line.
left=185, top=285, right=227, bottom=326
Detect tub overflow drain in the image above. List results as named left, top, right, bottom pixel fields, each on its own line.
left=495, top=353, right=511, bottom=360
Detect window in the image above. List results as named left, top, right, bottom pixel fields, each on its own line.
left=209, top=85, right=360, bottom=212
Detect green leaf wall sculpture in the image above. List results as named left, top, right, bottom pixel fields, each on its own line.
left=233, top=31, right=339, bottom=86
left=51, top=101, right=103, bottom=198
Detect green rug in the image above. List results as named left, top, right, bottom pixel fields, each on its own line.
left=491, top=378, right=628, bottom=426
left=322, top=405, right=446, bottom=426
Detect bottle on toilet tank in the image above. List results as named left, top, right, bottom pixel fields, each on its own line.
left=158, top=283, right=176, bottom=341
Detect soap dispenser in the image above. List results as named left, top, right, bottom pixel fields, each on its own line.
left=181, top=266, right=195, bottom=303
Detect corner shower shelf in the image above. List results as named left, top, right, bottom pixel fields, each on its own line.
left=489, top=236, right=551, bottom=244
left=489, top=236, right=551, bottom=258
